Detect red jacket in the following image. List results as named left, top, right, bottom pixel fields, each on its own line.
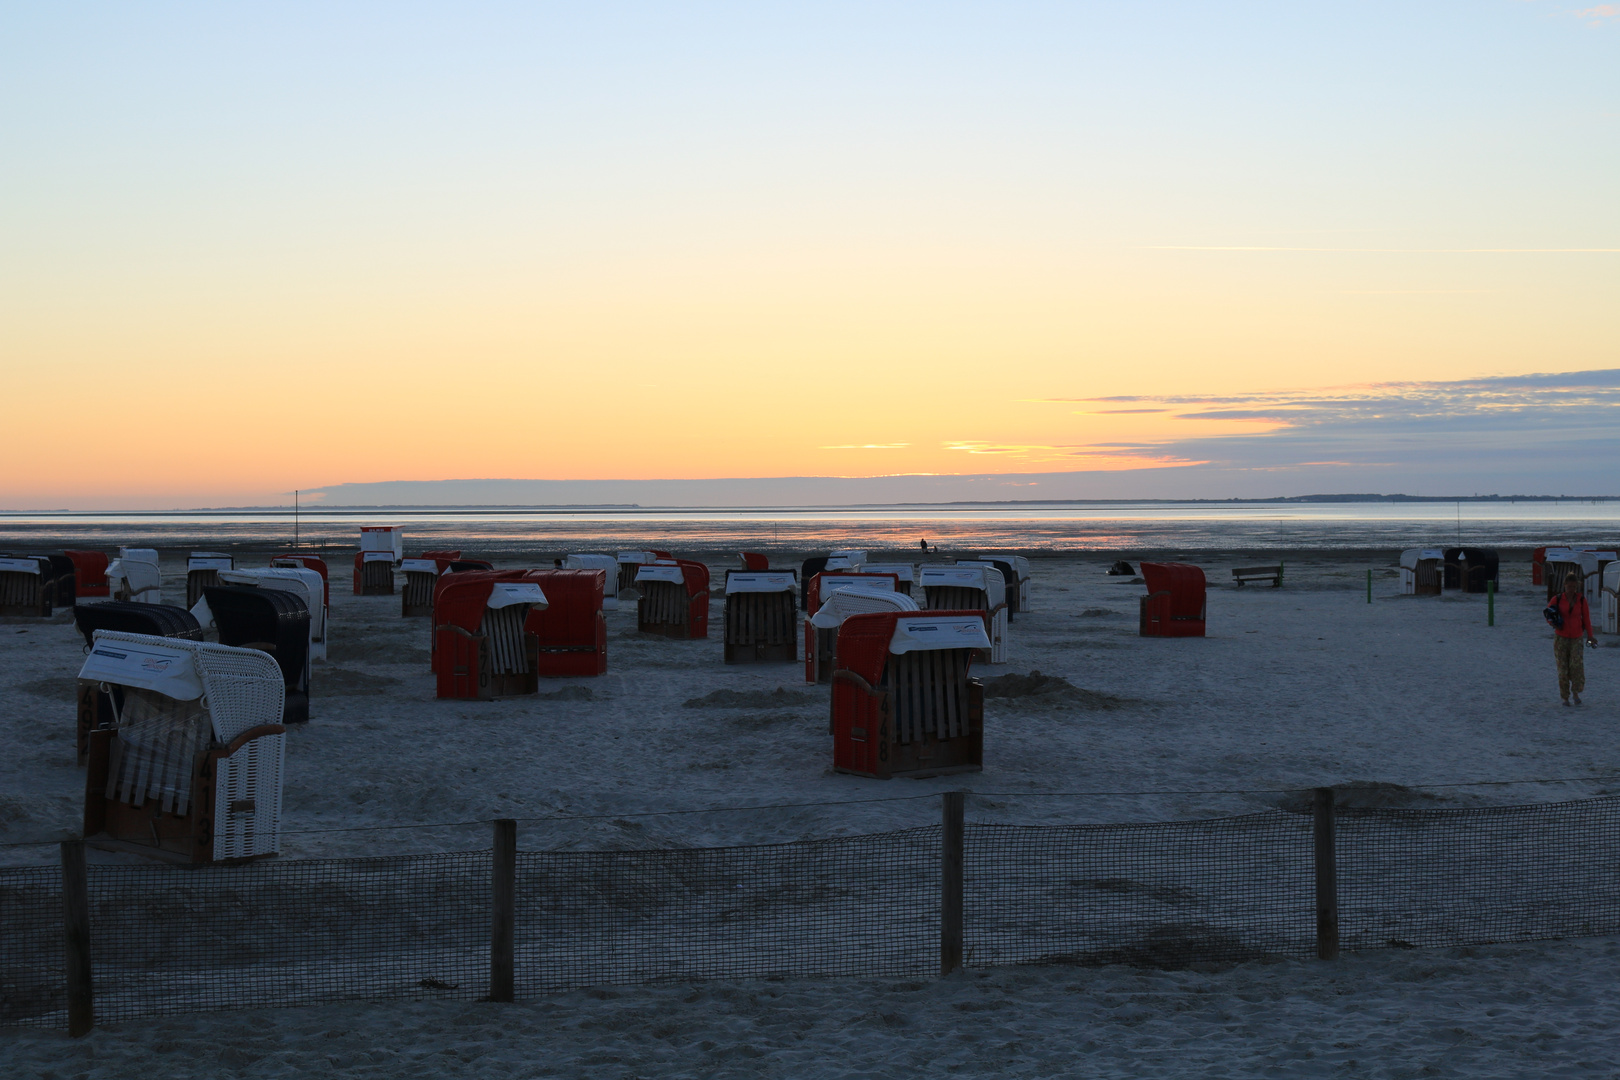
left=1550, top=594, right=1593, bottom=639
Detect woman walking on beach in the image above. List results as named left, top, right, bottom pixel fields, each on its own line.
left=1547, top=572, right=1597, bottom=705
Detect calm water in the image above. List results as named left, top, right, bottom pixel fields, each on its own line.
left=2, top=502, right=1616, bottom=553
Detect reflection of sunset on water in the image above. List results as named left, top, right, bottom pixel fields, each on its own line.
left=4, top=502, right=1617, bottom=553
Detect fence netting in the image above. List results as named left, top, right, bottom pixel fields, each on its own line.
left=87, top=851, right=489, bottom=1024
left=0, top=867, right=64, bottom=1029
left=4, top=796, right=1620, bottom=1031
left=964, top=812, right=1316, bottom=968
left=1337, top=796, right=1620, bottom=950
left=516, top=827, right=939, bottom=993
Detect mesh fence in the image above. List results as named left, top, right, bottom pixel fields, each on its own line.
left=964, top=812, right=1316, bottom=968
left=0, top=866, right=64, bottom=1029
left=86, top=851, right=489, bottom=1024
left=516, top=827, right=939, bottom=993
left=4, top=796, right=1620, bottom=1031
left=1338, top=796, right=1620, bottom=950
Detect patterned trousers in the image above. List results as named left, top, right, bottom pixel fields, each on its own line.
left=1554, top=636, right=1586, bottom=699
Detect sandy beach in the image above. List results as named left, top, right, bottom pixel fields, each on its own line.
left=4, top=546, right=1618, bottom=1076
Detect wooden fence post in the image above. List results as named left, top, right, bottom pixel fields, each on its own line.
left=60, top=839, right=93, bottom=1036
left=940, top=790, right=965, bottom=976
left=1313, top=787, right=1339, bottom=960
left=490, top=819, right=516, bottom=1002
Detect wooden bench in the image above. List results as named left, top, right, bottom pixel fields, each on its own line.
left=1231, top=565, right=1283, bottom=587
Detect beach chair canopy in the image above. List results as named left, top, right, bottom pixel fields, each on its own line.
left=725, top=571, right=796, bottom=595
left=187, top=552, right=233, bottom=572
left=79, top=630, right=284, bottom=737
left=74, top=600, right=202, bottom=647
left=835, top=610, right=991, bottom=687
left=859, top=562, right=915, bottom=583
left=564, top=554, right=620, bottom=606
left=66, top=550, right=111, bottom=598
left=1140, top=562, right=1206, bottom=619
left=635, top=559, right=710, bottom=596
left=1400, top=548, right=1445, bottom=570
left=272, top=555, right=331, bottom=608
left=524, top=568, right=604, bottom=649
left=809, top=571, right=900, bottom=614
left=106, top=548, right=162, bottom=603
left=919, top=565, right=1006, bottom=610
left=359, top=526, right=404, bottom=560
left=739, top=552, right=770, bottom=571
left=434, top=570, right=550, bottom=633
left=211, top=567, right=327, bottom=657
left=809, top=586, right=919, bottom=628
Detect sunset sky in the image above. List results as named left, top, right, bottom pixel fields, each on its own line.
left=2, top=2, right=1616, bottom=508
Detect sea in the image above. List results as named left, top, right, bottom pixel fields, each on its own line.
left=2, top=501, right=1617, bottom=555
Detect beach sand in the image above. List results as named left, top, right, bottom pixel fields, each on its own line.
left=3, top=548, right=1618, bottom=1075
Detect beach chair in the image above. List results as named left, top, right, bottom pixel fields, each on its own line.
left=106, top=548, right=163, bottom=605
left=799, top=557, right=831, bottom=610
left=400, top=559, right=443, bottom=617
left=807, top=571, right=901, bottom=615
left=360, top=525, right=405, bottom=561
left=1532, top=546, right=1548, bottom=586
left=72, top=602, right=204, bottom=765
left=207, top=567, right=328, bottom=661
left=80, top=631, right=285, bottom=864
left=954, top=560, right=1021, bottom=621
left=66, top=550, right=111, bottom=602
left=447, top=559, right=494, bottom=573
left=919, top=564, right=1008, bottom=663
left=564, top=554, right=621, bottom=610
left=1542, top=549, right=1602, bottom=604
left=432, top=572, right=550, bottom=699
left=0, top=554, right=54, bottom=616
left=353, top=551, right=395, bottom=595
left=202, top=585, right=312, bottom=724
left=830, top=611, right=989, bottom=779
left=616, top=551, right=665, bottom=595
left=723, top=571, right=798, bottom=664
left=805, top=585, right=918, bottom=684
left=527, top=568, right=607, bottom=677
left=635, top=559, right=711, bottom=639
left=1442, top=547, right=1499, bottom=594
left=1139, top=562, right=1207, bottom=637
left=271, top=554, right=331, bottom=611
left=858, top=562, right=916, bottom=597
left=1399, top=549, right=1445, bottom=596
left=186, top=552, right=234, bottom=608
left=739, top=552, right=771, bottom=572
left=978, top=556, right=1031, bottom=613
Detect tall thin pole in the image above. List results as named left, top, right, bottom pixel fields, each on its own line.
left=940, top=791, right=965, bottom=976
left=1313, top=787, right=1339, bottom=961
left=294, top=490, right=300, bottom=550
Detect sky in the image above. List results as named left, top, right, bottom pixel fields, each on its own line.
left=1, top=1, right=1616, bottom=508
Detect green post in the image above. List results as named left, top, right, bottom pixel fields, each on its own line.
left=1278, top=561, right=1285, bottom=588
left=1366, top=568, right=1372, bottom=604
left=1487, top=578, right=1495, bottom=626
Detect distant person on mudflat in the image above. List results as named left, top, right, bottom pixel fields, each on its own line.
left=1546, top=572, right=1596, bottom=705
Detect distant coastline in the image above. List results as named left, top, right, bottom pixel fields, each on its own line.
left=3, top=494, right=1615, bottom=515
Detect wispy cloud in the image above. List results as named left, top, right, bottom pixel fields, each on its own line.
left=1037, top=368, right=1620, bottom=479
left=819, top=443, right=911, bottom=450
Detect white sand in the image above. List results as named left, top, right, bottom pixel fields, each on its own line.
left=3, top=551, right=1618, bottom=1075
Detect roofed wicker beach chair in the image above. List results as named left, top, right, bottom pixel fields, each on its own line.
left=805, top=585, right=918, bottom=684
left=72, top=601, right=205, bottom=764
left=432, top=571, right=551, bottom=699
left=635, top=559, right=710, bottom=639
left=919, top=564, right=1008, bottom=663
left=80, top=631, right=286, bottom=864
left=830, top=611, right=989, bottom=779
left=722, top=570, right=798, bottom=664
